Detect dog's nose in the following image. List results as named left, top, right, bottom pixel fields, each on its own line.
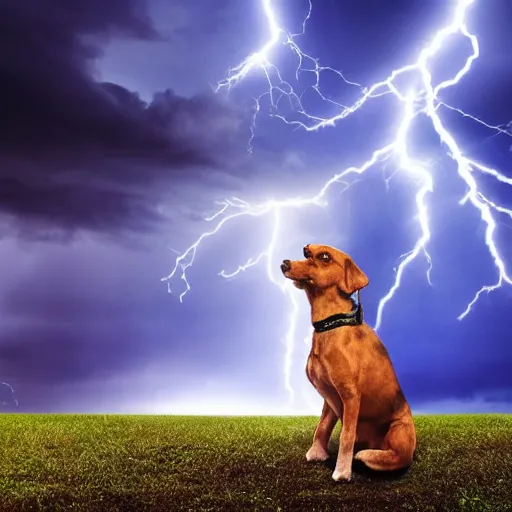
left=281, top=260, right=291, bottom=274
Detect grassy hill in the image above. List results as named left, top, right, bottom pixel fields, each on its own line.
left=0, top=414, right=511, bottom=511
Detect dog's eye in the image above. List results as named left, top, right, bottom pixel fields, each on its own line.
left=317, top=252, right=331, bottom=263
left=303, top=246, right=312, bottom=259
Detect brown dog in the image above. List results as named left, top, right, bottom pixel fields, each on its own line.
left=280, top=244, right=416, bottom=482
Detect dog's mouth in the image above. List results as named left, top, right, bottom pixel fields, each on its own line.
left=290, top=277, right=314, bottom=290
left=281, top=260, right=314, bottom=286
left=292, top=278, right=313, bottom=285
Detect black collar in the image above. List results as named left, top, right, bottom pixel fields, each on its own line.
left=312, top=300, right=364, bottom=333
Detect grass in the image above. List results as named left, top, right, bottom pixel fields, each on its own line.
left=0, top=415, right=511, bottom=511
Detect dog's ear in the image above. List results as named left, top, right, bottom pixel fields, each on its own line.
left=339, top=258, right=369, bottom=295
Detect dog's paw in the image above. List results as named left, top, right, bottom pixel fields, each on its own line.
left=306, top=444, right=329, bottom=462
left=332, top=468, right=352, bottom=482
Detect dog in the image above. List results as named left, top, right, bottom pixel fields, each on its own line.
left=280, top=244, right=416, bottom=482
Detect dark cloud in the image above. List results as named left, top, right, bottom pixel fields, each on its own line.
left=0, top=176, right=164, bottom=234
left=0, top=246, right=181, bottom=412
left=0, top=326, right=142, bottom=385
left=0, top=0, right=246, bottom=235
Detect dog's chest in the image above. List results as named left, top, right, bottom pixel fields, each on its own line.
left=306, top=351, right=333, bottom=389
left=306, top=332, right=349, bottom=389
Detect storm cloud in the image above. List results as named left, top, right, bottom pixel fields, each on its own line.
left=0, top=0, right=245, bottom=235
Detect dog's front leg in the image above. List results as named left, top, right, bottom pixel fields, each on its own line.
left=306, top=400, right=338, bottom=462
left=332, top=393, right=360, bottom=482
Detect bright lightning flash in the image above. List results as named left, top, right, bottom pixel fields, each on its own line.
left=162, top=0, right=512, bottom=407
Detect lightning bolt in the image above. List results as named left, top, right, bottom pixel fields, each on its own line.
left=163, top=0, right=512, bottom=408
left=0, top=381, right=18, bottom=408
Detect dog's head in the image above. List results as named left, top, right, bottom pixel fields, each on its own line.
left=280, top=244, right=369, bottom=295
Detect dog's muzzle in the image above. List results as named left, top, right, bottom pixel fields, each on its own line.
left=280, top=259, right=291, bottom=274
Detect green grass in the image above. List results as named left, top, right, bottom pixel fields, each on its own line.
left=0, top=415, right=511, bottom=511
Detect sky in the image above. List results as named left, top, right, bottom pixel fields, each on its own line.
left=0, top=0, right=511, bottom=414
